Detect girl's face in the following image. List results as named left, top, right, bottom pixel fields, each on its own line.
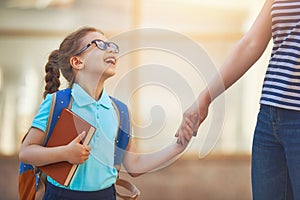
left=75, top=31, right=118, bottom=82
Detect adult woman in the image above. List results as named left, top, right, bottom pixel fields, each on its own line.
left=177, top=0, right=300, bottom=199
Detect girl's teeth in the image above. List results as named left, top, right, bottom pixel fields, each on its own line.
left=105, top=58, right=116, bottom=64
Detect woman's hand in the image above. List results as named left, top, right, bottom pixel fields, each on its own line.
left=65, top=132, right=92, bottom=164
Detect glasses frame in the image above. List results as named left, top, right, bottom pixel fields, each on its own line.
left=74, top=39, right=119, bottom=56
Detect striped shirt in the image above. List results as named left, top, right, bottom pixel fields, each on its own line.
left=260, top=0, right=300, bottom=110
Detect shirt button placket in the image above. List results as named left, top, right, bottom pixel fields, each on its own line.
left=96, top=103, right=100, bottom=121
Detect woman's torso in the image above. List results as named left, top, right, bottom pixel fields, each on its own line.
left=260, top=0, right=300, bottom=111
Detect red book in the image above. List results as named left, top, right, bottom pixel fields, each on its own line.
left=39, top=108, right=96, bottom=186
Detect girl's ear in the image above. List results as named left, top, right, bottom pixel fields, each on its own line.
left=70, top=56, right=84, bottom=70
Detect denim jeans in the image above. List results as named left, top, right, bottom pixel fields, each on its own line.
left=252, top=104, right=300, bottom=200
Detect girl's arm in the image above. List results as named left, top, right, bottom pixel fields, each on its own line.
left=122, top=117, right=195, bottom=177
left=122, top=139, right=186, bottom=177
left=177, top=0, right=273, bottom=144
left=19, top=127, right=91, bottom=166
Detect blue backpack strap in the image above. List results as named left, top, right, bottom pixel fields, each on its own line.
left=19, top=162, right=34, bottom=174
left=45, top=88, right=72, bottom=145
left=110, top=97, right=131, bottom=168
left=19, top=89, right=70, bottom=173
left=110, top=98, right=140, bottom=199
left=37, top=88, right=71, bottom=189
left=19, top=88, right=72, bottom=193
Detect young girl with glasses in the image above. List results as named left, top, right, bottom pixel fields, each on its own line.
left=19, top=26, right=195, bottom=200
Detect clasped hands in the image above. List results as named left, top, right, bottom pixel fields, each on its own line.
left=175, top=99, right=209, bottom=146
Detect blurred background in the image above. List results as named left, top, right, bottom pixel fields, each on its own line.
left=0, top=0, right=271, bottom=199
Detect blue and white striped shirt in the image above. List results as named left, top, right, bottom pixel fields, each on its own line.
left=260, top=0, right=300, bottom=110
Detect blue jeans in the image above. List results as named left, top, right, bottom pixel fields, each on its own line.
left=252, top=104, right=300, bottom=200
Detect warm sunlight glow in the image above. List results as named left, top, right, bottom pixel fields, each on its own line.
left=0, top=67, right=2, bottom=90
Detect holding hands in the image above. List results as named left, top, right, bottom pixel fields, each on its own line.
left=175, top=92, right=211, bottom=146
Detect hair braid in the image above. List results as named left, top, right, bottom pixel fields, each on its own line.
left=43, top=50, right=61, bottom=98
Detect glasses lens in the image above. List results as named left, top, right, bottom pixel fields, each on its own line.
left=108, top=42, right=119, bottom=53
left=92, top=40, right=119, bottom=53
left=94, top=40, right=107, bottom=51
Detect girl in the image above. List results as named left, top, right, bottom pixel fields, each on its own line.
left=19, top=26, right=195, bottom=200
left=177, top=0, right=300, bottom=199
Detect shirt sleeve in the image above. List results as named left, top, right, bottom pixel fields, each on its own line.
left=31, top=93, right=53, bottom=133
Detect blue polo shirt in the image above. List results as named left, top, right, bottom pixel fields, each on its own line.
left=32, top=83, right=119, bottom=191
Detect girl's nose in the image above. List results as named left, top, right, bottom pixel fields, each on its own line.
left=106, top=45, right=115, bottom=53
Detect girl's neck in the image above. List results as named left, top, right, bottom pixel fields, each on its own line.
left=76, top=79, right=105, bottom=101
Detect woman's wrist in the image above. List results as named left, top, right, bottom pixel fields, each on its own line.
left=197, top=90, right=211, bottom=110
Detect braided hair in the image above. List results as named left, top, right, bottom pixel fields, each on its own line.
left=43, top=26, right=104, bottom=98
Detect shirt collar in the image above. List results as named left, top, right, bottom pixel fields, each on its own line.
left=71, top=83, right=112, bottom=109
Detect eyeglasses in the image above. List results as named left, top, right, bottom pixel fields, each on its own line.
left=75, top=39, right=119, bottom=55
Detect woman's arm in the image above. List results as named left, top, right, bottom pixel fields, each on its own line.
left=208, top=0, right=273, bottom=102
left=176, top=0, right=273, bottom=144
left=19, top=127, right=91, bottom=166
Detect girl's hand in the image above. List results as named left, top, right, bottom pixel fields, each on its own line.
left=65, top=132, right=92, bottom=164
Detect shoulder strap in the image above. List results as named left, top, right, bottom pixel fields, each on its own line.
left=110, top=96, right=131, bottom=168
left=19, top=89, right=71, bottom=183
left=42, top=93, right=56, bottom=146
left=110, top=97, right=140, bottom=200
left=44, top=88, right=72, bottom=145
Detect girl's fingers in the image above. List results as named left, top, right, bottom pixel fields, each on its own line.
left=84, top=145, right=92, bottom=152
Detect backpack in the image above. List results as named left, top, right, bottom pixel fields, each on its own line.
left=18, top=88, right=140, bottom=200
